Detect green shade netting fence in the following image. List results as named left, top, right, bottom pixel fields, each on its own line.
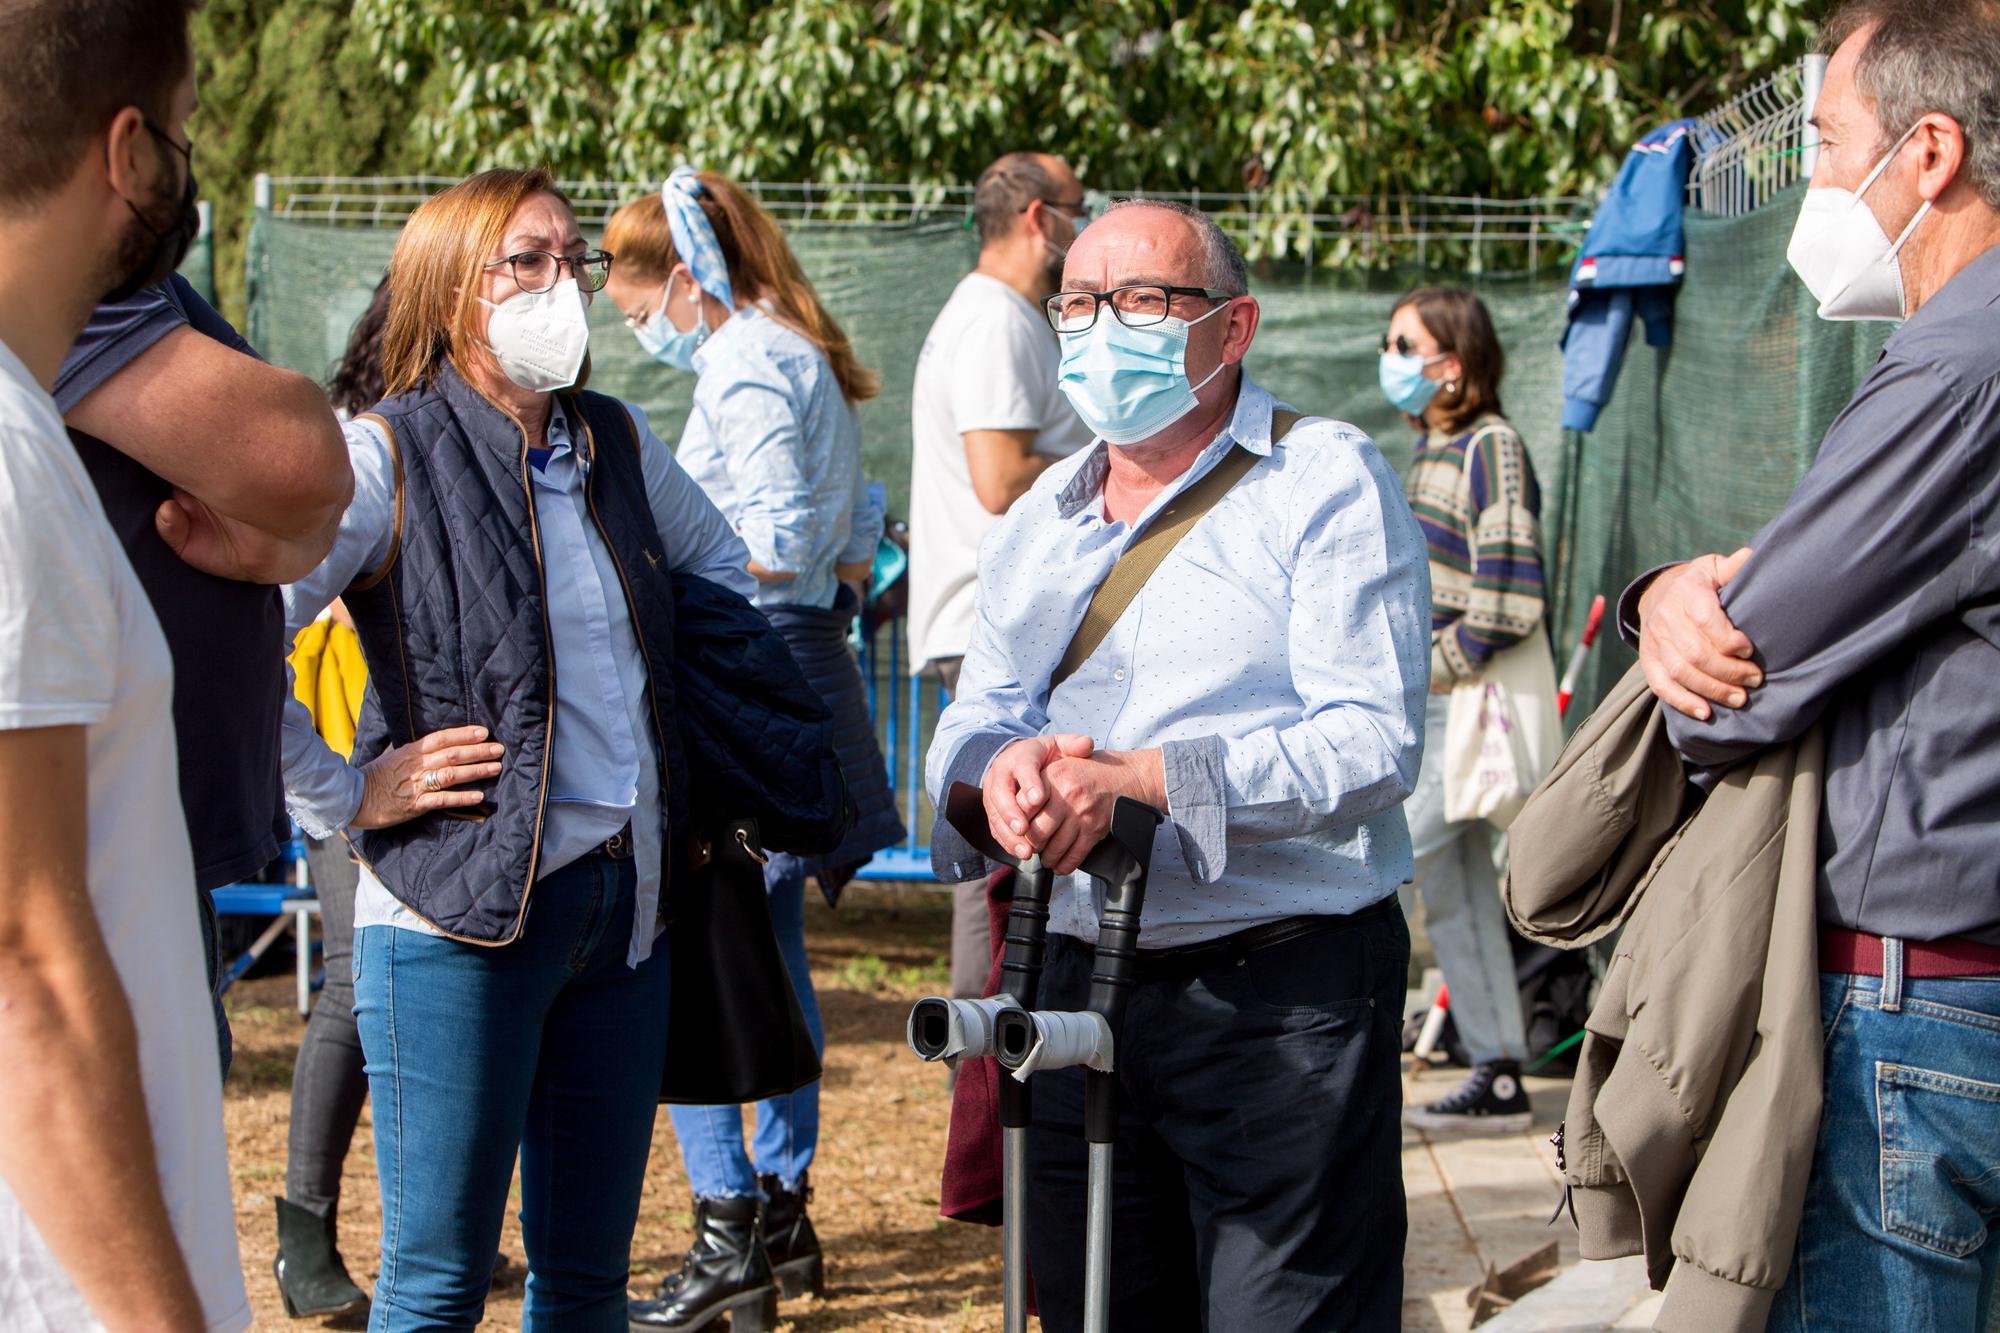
left=1544, top=182, right=1889, bottom=715
left=179, top=220, right=216, bottom=307
left=244, top=180, right=1884, bottom=732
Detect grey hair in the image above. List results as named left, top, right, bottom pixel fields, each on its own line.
left=1822, top=0, right=2000, bottom=209
left=1100, top=198, right=1251, bottom=296
left=973, top=152, right=1057, bottom=248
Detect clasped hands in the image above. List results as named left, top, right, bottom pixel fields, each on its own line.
left=982, top=734, right=1166, bottom=876
left=1636, top=547, right=1765, bottom=720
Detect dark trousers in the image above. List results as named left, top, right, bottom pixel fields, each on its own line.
left=286, top=835, right=368, bottom=1218
left=196, top=880, right=232, bottom=1079
left=1024, top=905, right=1410, bottom=1333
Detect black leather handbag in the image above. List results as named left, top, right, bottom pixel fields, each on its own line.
left=659, top=817, right=823, bottom=1105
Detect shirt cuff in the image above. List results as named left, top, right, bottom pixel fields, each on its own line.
left=1560, top=398, right=1603, bottom=433
left=1162, top=735, right=1227, bottom=885
left=1616, top=563, right=1681, bottom=648
left=287, top=765, right=365, bottom=842
left=739, top=518, right=815, bottom=579
left=927, top=731, right=1017, bottom=881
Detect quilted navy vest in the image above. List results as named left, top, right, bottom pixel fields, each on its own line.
left=343, top=365, right=689, bottom=943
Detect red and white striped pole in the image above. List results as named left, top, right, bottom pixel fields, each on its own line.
left=1557, top=594, right=1607, bottom=718
left=1410, top=595, right=1606, bottom=1070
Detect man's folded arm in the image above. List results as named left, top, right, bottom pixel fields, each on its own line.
left=66, top=321, right=350, bottom=583
left=1661, top=355, right=1979, bottom=773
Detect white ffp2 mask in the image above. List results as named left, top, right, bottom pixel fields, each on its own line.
left=1785, top=121, right=1931, bottom=322
left=481, top=278, right=591, bottom=392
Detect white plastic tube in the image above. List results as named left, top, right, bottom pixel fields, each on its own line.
left=1009, top=1009, right=1114, bottom=1081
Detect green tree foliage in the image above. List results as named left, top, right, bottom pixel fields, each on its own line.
left=192, top=0, right=435, bottom=322
left=351, top=0, right=1822, bottom=250
left=192, top=0, right=1824, bottom=315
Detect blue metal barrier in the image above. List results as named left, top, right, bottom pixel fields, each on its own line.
left=853, top=616, right=943, bottom=883
left=212, top=831, right=321, bottom=1015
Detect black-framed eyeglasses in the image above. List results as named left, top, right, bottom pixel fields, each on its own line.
left=1039, top=195, right=1089, bottom=218
left=484, top=250, right=612, bottom=295
left=1046, top=284, right=1232, bottom=333
left=1379, top=333, right=1445, bottom=358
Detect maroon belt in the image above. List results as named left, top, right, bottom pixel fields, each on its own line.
left=1819, top=928, right=2000, bottom=979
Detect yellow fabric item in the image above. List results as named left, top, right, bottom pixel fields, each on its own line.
left=288, top=619, right=368, bottom=761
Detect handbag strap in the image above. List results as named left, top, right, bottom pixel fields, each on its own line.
left=1456, top=416, right=1510, bottom=494
left=1050, top=409, right=1303, bottom=694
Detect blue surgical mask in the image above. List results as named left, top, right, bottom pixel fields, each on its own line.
left=1379, top=352, right=1445, bottom=416
left=632, top=274, right=707, bottom=371
left=1057, top=302, right=1230, bottom=445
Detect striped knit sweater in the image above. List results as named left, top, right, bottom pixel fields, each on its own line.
left=1404, top=413, right=1547, bottom=688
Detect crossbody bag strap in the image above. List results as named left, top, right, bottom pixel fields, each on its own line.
left=1456, top=416, right=1510, bottom=496
left=1049, top=409, right=1305, bottom=695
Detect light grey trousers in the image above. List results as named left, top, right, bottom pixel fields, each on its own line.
left=1401, top=692, right=1529, bottom=1066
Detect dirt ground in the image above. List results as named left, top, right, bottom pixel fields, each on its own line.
left=224, top=882, right=1007, bottom=1331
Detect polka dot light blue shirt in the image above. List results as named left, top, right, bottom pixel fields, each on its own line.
left=926, top=378, right=1432, bottom=947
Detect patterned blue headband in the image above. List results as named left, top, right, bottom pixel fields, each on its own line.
left=661, top=166, right=736, bottom=312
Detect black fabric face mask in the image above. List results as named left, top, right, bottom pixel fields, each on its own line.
left=102, top=121, right=200, bottom=304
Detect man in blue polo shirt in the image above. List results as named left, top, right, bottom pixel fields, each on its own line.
left=58, top=268, right=351, bottom=1070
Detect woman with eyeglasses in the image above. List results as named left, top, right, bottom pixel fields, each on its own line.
left=276, top=167, right=756, bottom=1331
left=601, top=169, right=905, bottom=1332
left=1381, top=286, right=1550, bottom=1137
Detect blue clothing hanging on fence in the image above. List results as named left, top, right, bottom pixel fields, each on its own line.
left=1561, top=119, right=1705, bottom=432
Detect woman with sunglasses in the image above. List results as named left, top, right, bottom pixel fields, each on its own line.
left=601, top=169, right=905, bottom=1332
left=1381, top=286, right=1549, bottom=1136
left=277, top=167, right=755, bottom=1331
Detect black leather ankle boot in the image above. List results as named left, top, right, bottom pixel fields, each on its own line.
left=756, top=1171, right=825, bottom=1300
left=628, top=1195, right=778, bottom=1331
left=272, top=1196, right=368, bottom=1319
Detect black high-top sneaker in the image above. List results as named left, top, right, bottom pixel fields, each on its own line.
left=628, top=1195, right=778, bottom=1332
left=1402, top=1060, right=1534, bottom=1135
left=757, top=1171, right=825, bottom=1300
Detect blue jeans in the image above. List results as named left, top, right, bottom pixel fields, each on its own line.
left=668, top=854, right=824, bottom=1197
left=353, top=854, right=671, bottom=1332
left=1767, top=951, right=2000, bottom=1333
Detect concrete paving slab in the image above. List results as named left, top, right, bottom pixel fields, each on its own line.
left=1400, top=1064, right=1585, bottom=1332
left=1614, top=1290, right=1666, bottom=1329
left=1477, top=1256, right=1654, bottom=1332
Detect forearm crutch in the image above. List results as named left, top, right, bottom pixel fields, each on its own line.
left=993, top=798, right=1163, bottom=1333
left=904, top=782, right=1056, bottom=1333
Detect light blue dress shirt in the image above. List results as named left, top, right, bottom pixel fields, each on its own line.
left=281, top=399, right=755, bottom=966
left=677, top=303, right=882, bottom=609
left=926, top=379, right=1432, bottom=948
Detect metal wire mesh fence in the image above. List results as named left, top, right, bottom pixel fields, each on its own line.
left=1686, top=56, right=1826, bottom=217
left=259, top=174, right=1590, bottom=276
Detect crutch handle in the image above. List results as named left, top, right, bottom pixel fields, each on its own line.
left=1080, top=798, right=1163, bottom=1144
left=996, top=860, right=1053, bottom=1129
left=997, top=860, right=1054, bottom=1016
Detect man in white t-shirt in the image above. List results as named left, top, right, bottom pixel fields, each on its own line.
left=0, top=4, right=250, bottom=1329
left=908, top=151, right=1095, bottom=998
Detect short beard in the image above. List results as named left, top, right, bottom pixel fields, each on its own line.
left=106, top=214, right=158, bottom=293
left=98, top=184, right=182, bottom=304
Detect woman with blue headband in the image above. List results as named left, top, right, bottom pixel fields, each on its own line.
left=604, top=169, right=904, bottom=1332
